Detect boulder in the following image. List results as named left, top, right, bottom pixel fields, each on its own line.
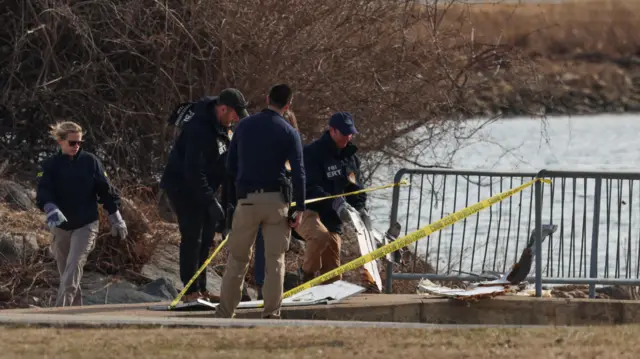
left=0, top=232, right=40, bottom=263
left=140, top=241, right=257, bottom=299
left=0, top=179, right=35, bottom=211
left=80, top=272, right=178, bottom=305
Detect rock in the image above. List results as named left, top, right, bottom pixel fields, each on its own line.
left=80, top=271, right=178, bottom=305
left=0, top=179, right=35, bottom=211
left=0, top=233, right=39, bottom=263
left=140, top=241, right=256, bottom=299
left=139, top=277, right=179, bottom=299
left=288, top=237, right=305, bottom=254
left=596, top=285, right=640, bottom=300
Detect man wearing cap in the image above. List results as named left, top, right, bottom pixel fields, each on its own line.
left=294, top=111, right=368, bottom=285
left=160, top=88, right=249, bottom=302
left=214, top=84, right=306, bottom=319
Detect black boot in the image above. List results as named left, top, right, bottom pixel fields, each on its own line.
left=257, top=285, right=263, bottom=300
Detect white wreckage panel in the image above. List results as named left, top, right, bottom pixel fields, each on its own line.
left=201, top=280, right=366, bottom=309
left=417, top=280, right=509, bottom=299
left=343, top=207, right=384, bottom=292
left=148, top=280, right=366, bottom=311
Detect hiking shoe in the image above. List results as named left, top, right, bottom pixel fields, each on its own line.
left=297, top=267, right=315, bottom=283
left=200, top=291, right=221, bottom=303
left=182, top=291, right=202, bottom=302
left=256, top=285, right=263, bottom=301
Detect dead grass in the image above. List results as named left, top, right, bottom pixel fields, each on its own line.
left=436, top=0, right=640, bottom=57
left=2, top=325, right=640, bottom=358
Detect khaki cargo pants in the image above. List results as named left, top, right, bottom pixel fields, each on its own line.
left=215, top=192, right=291, bottom=319
left=297, top=210, right=342, bottom=283
left=49, top=220, right=99, bottom=307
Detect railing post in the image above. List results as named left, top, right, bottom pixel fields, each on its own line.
left=385, top=169, right=407, bottom=294
left=589, top=177, right=603, bottom=298
left=534, top=173, right=544, bottom=297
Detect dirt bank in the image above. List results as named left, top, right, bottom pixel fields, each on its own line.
left=437, top=0, right=640, bottom=118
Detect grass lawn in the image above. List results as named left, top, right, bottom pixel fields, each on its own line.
left=2, top=325, right=639, bottom=358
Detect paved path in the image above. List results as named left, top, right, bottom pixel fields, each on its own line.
left=2, top=293, right=636, bottom=328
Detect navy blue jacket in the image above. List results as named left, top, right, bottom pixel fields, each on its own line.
left=304, top=131, right=367, bottom=234
left=35, top=149, right=121, bottom=231
left=226, top=108, right=306, bottom=211
left=160, top=96, right=234, bottom=209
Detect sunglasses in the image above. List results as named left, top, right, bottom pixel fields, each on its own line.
left=68, top=140, right=83, bottom=146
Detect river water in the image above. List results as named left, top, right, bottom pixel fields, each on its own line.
left=366, top=114, right=640, bottom=279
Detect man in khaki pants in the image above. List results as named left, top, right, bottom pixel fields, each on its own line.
left=215, top=84, right=306, bottom=319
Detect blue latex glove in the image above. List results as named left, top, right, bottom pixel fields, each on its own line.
left=44, top=203, right=67, bottom=230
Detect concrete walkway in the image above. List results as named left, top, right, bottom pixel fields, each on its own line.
left=3, top=294, right=640, bottom=327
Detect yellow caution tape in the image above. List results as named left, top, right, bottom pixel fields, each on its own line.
left=290, top=179, right=408, bottom=207
left=277, top=177, right=552, bottom=301
left=167, top=179, right=409, bottom=309
left=167, top=233, right=229, bottom=309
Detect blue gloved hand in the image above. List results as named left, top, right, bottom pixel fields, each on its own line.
left=44, top=203, right=67, bottom=230
left=332, top=197, right=351, bottom=221
left=108, top=210, right=128, bottom=240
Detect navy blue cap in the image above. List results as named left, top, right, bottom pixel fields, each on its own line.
left=328, top=112, right=357, bottom=135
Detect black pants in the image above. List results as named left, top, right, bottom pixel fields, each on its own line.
left=165, top=189, right=215, bottom=294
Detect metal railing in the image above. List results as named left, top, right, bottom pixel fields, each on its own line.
left=385, top=168, right=640, bottom=298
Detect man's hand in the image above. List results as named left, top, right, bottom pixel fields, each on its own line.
left=208, top=199, right=225, bottom=222
left=224, top=203, right=235, bottom=232
left=44, top=203, right=67, bottom=230
left=108, top=210, right=128, bottom=240
left=332, top=197, right=351, bottom=222
left=289, top=210, right=304, bottom=229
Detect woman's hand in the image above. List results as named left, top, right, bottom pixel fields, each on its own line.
left=108, top=210, right=128, bottom=240
left=44, top=203, right=67, bottom=230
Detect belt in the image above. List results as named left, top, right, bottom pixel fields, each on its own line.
left=236, top=183, right=281, bottom=199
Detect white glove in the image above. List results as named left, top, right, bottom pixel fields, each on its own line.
left=108, top=210, right=128, bottom=240
left=44, top=203, right=67, bottom=230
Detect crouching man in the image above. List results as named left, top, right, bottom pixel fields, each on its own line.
left=296, top=112, right=369, bottom=284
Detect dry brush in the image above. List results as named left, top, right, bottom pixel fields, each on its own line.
left=0, top=0, right=539, bottom=188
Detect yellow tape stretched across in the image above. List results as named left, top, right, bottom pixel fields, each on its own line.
left=275, top=176, right=552, bottom=301
left=168, top=179, right=408, bottom=309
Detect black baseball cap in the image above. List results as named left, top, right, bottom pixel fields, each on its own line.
left=329, top=111, right=358, bottom=135
left=218, top=88, right=249, bottom=119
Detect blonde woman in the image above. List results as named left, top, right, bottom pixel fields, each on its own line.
left=36, top=121, right=127, bottom=307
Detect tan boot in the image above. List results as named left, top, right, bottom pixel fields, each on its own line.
left=200, top=290, right=221, bottom=303
left=182, top=291, right=202, bottom=302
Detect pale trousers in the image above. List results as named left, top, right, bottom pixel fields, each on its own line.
left=49, top=220, right=99, bottom=307
left=215, top=192, right=291, bottom=319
